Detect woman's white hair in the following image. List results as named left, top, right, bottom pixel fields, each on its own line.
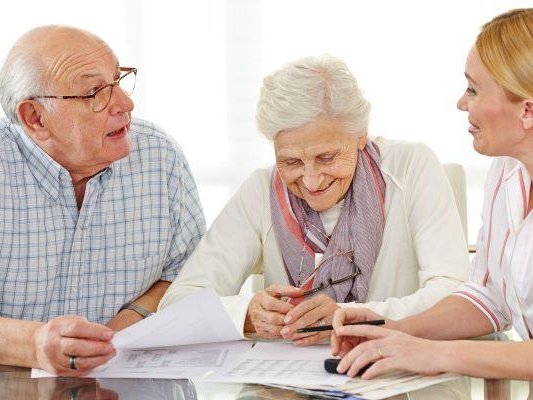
left=0, top=33, right=54, bottom=124
left=256, top=55, right=371, bottom=140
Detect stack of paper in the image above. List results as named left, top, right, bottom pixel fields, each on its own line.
left=32, top=288, right=252, bottom=379
left=206, top=341, right=460, bottom=399
left=208, top=342, right=348, bottom=386
left=267, top=371, right=461, bottom=399
left=31, top=288, right=461, bottom=399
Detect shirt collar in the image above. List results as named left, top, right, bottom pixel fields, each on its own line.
left=12, top=124, right=116, bottom=200
left=371, top=136, right=403, bottom=189
left=502, top=157, right=531, bottom=232
left=13, top=124, right=65, bottom=199
left=503, top=158, right=525, bottom=181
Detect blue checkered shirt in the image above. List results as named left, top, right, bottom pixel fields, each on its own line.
left=0, top=118, right=205, bottom=324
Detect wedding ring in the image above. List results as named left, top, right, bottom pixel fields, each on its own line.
left=377, top=347, right=384, bottom=359
left=318, top=319, right=325, bottom=327
left=69, top=355, right=77, bottom=370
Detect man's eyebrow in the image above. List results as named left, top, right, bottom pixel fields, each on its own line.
left=80, top=64, right=119, bottom=80
left=79, top=73, right=101, bottom=80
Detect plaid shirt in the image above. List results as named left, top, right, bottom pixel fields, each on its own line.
left=0, top=118, right=205, bottom=324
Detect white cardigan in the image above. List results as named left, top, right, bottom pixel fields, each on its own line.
left=160, top=139, right=470, bottom=335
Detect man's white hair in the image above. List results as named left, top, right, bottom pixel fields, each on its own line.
left=256, top=55, right=371, bottom=140
left=0, top=26, right=64, bottom=124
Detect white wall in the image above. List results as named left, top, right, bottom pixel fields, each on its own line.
left=1, top=0, right=530, bottom=242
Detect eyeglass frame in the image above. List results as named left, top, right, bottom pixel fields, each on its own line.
left=296, top=219, right=361, bottom=297
left=299, top=249, right=361, bottom=297
left=28, top=67, right=137, bottom=113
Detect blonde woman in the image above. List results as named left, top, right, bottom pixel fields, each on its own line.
left=331, top=8, right=533, bottom=379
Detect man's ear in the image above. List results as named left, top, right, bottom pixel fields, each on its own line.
left=521, top=99, right=533, bottom=130
left=16, top=100, right=50, bottom=141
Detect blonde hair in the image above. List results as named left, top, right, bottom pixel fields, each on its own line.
left=476, top=8, right=533, bottom=100
left=256, top=55, right=370, bottom=140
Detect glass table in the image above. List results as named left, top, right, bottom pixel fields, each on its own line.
left=0, top=365, right=530, bottom=399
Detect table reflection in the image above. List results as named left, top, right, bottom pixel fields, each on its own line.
left=395, top=377, right=471, bottom=400
left=0, top=369, right=197, bottom=400
left=98, top=378, right=196, bottom=400
left=0, top=365, right=530, bottom=399
left=231, top=377, right=472, bottom=400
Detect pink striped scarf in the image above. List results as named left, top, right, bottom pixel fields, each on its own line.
left=270, top=141, right=386, bottom=303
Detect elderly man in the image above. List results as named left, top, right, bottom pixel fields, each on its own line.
left=0, top=26, right=205, bottom=375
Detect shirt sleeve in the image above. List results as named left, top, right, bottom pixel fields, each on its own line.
left=160, top=141, right=206, bottom=282
left=159, top=170, right=266, bottom=336
left=344, top=143, right=471, bottom=319
left=454, top=283, right=509, bottom=333
left=454, top=159, right=511, bottom=332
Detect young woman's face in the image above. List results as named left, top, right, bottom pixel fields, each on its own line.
left=457, top=48, right=525, bottom=157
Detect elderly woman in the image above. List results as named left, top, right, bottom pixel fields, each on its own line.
left=329, top=8, right=533, bottom=379
left=159, top=55, right=470, bottom=344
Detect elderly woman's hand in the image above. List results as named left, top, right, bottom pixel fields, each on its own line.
left=244, top=284, right=304, bottom=339
left=280, top=294, right=339, bottom=345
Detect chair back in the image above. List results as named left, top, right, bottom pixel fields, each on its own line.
left=443, top=163, right=468, bottom=241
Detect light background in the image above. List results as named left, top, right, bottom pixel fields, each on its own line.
left=1, top=0, right=531, bottom=243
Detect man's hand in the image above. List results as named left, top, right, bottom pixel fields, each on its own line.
left=280, top=294, right=339, bottom=345
left=244, top=284, right=304, bottom=339
left=32, top=316, right=115, bottom=376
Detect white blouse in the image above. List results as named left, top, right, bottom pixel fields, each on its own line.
left=455, top=157, right=533, bottom=340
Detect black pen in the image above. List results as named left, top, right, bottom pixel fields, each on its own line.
left=296, top=319, right=385, bottom=333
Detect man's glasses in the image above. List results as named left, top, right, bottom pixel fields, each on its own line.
left=29, top=67, right=137, bottom=113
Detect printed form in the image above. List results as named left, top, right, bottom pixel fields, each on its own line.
left=209, top=342, right=349, bottom=386
left=32, top=288, right=251, bottom=379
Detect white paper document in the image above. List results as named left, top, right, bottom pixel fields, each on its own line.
left=112, top=287, right=241, bottom=349
left=273, top=370, right=460, bottom=400
left=32, top=288, right=245, bottom=378
left=209, top=342, right=349, bottom=386
left=30, top=288, right=462, bottom=400
left=207, top=342, right=460, bottom=399
left=87, top=340, right=252, bottom=379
